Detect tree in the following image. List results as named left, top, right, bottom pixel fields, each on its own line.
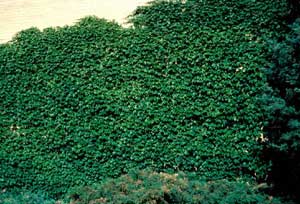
left=263, top=18, right=300, bottom=201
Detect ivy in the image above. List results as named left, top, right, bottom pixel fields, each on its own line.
left=0, top=0, right=289, bottom=196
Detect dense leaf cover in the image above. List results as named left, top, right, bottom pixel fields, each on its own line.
left=264, top=19, right=300, bottom=154
left=0, top=0, right=288, bottom=195
left=68, top=170, right=283, bottom=204
left=263, top=19, right=300, bottom=200
left=0, top=170, right=287, bottom=204
left=0, top=191, right=55, bottom=204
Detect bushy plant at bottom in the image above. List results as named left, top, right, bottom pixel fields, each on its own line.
left=67, top=170, right=285, bottom=204
left=0, top=190, right=56, bottom=204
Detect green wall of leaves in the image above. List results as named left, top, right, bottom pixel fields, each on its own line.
left=0, top=0, right=288, bottom=195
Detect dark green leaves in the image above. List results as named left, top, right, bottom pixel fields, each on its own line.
left=0, top=0, right=289, bottom=196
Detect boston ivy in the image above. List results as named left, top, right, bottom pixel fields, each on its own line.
left=0, top=0, right=288, bottom=196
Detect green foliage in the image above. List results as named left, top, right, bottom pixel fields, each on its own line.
left=0, top=0, right=289, bottom=196
left=0, top=190, right=55, bottom=204
left=262, top=18, right=300, bottom=200
left=263, top=19, right=300, bottom=151
left=68, top=170, right=282, bottom=204
left=129, top=0, right=288, bottom=38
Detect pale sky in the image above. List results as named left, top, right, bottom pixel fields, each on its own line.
left=0, top=0, right=150, bottom=43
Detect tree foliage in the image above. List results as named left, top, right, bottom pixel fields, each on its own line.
left=263, top=18, right=300, bottom=200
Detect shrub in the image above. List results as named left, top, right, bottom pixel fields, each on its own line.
left=0, top=190, right=55, bottom=204
left=68, top=170, right=283, bottom=204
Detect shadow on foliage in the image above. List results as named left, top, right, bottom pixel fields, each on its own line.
left=262, top=18, right=300, bottom=202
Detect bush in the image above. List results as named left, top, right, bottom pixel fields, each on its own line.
left=0, top=190, right=55, bottom=204
left=68, top=170, right=283, bottom=204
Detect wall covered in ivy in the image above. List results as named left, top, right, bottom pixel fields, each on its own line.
left=0, top=0, right=288, bottom=195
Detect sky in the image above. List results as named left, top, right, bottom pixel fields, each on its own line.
left=0, top=0, right=150, bottom=43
